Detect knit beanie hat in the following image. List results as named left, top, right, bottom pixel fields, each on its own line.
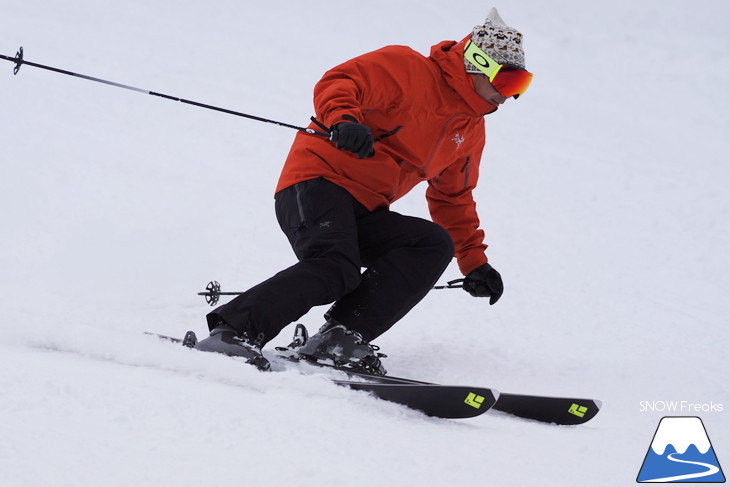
left=465, top=8, right=526, bottom=72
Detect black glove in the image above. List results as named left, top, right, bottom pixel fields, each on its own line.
left=462, top=263, right=504, bottom=305
left=330, top=115, right=374, bottom=159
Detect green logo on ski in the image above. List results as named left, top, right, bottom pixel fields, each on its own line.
left=568, top=403, right=589, bottom=418
left=465, top=392, right=485, bottom=409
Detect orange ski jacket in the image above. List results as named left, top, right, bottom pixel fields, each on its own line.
left=276, top=38, right=495, bottom=275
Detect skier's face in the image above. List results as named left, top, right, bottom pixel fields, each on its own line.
left=469, top=73, right=507, bottom=109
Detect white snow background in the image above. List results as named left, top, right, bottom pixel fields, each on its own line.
left=1, top=1, right=728, bottom=486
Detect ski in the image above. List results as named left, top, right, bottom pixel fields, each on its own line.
left=274, top=342, right=602, bottom=425
left=145, top=332, right=497, bottom=419
left=146, top=331, right=198, bottom=348
left=284, top=358, right=601, bottom=425
left=333, top=381, right=497, bottom=419
left=490, top=392, right=601, bottom=426
left=145, top=331, right=186, bottom=344
left=146, top=331, right=602, bottom=424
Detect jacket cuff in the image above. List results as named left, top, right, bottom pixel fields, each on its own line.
left=458, top=252, right=488, bottom=276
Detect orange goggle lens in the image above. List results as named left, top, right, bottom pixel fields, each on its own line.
left=492, top=68, right=533, bottom=99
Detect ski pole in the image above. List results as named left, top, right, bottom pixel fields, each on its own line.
left=198, top=279, right=464, bottom=306
left=432, top=279, right=465, bottom=290
left=0, top=46, right=329, bottom=136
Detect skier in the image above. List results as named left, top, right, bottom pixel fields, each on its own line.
left=195, top=8, right=533, bottom=373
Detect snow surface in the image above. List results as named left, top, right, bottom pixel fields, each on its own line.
left=1, top=1, right=729, bottom=486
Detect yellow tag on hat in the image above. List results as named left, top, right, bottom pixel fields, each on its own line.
left=463, top=40, right=503, bottom=81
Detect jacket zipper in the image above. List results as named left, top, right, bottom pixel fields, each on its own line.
left=295, top=183, right=307, bottom=228
left=462, top=156, right=472, bottom=189
left=424, top=113, right=467, bottom=170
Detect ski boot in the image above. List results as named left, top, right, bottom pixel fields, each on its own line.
left=194, top=323, right=270, bottom=371
left=297, top=321, right=387, bottom=375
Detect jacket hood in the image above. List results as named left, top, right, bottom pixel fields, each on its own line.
left=429, top=38, right=496, bottom=116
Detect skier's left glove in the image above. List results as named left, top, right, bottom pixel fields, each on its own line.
left=462, top=263, right=504, bottom=305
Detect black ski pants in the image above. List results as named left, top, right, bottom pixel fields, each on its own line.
left=207, top=177, right=454, bottom=344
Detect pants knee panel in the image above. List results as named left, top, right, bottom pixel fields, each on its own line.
left=428, top=223, right=456, bottom=268
left=314, top=257, right=362, bottom=299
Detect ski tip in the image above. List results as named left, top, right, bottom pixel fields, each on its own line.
left=144, top=331, right=184, bottom=344
left=570, top=399, right=602, bottom=424
left=493, top=393, right=603, bottom=425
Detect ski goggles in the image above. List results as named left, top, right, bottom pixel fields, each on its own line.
left=464, top=39, right=533, bottom=98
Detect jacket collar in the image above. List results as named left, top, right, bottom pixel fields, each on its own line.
left=429, top=37, right=497, bottom=116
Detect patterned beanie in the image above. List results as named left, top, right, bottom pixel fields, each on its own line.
left=465, top=8, right=526, bottom=72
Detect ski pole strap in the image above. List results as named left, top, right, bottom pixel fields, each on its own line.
left=309, top=116, right=403, bottom=143
left=310, top=116, right=332, bottom=137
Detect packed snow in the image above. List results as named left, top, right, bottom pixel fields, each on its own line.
left=1, top=1, right=728, bottom=486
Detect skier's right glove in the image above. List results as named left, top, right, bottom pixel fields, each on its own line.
left=330, top=115, right=375, bottom=159
left=462, top=263, right=504, bottom=305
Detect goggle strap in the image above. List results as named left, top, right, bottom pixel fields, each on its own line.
left=463, top=40, right=502, bottom=81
